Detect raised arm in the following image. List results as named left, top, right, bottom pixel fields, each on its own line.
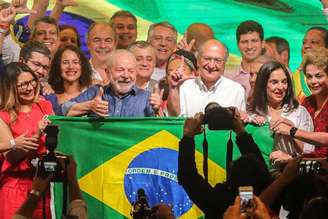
left=27, top=0, right=50, bottom=29
left=50, top=0, right=77, bottom=22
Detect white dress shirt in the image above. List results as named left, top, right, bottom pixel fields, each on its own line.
left=179, top=76, right=246, bottom=117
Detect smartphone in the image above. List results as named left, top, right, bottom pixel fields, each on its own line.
left=239, top=186, right=255, bottom=213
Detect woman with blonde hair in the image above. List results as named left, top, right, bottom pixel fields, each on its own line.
left=0, top=62, right=52, bottom=219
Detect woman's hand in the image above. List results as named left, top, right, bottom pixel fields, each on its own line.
left=270, top=150, right=292, bottom=164
left=248, top=114, right=266, bottom=126
left=36, top=116, right=51, bottom=138
left=14, top=131, right=39, bottom=152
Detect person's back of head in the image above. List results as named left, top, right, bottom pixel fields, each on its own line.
left=230, top=154, right=272, bottom=195
left=186, top=23, right=215, bottom=53
left=300, top=197, right=328, bottom=219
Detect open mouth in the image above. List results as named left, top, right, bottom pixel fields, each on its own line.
left=119, top=35, right=132, bottom=40
left=95, top=49, right=110, bottom=55
left=157, top=48, right=168, bottom=54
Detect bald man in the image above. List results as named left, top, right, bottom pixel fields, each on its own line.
left=186, top=23, right=215, bottom=53
left=62, top=49, right=162, bottom=117
left=167, top=39, right=246, bottom=116
left=87, top=22, right=117, bottom=85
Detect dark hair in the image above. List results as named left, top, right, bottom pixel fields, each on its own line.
left=265, top=36, right=290, bottom=62
left=251, top=61, right=298, bottom=116
left=236, top=20, right=264, bottom=42
left=31, top=16, right=59, bottom=40
left=167, top=49, right=197, bottom=73
left=109, top=10, right=137, bottom=25
left=300, top=197, right=328, bottom=219
left=230, top=154, right=273, bottom=195
left=59, top=24, right=81, bottom=48
left=19, top=41, right=52, bottom=61
left=306, top=26, right=328, bottom=48
left=48, top=45, right=92, bottom=94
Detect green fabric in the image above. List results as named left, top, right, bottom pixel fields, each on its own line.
left=49, top=116, right=273, bottom=219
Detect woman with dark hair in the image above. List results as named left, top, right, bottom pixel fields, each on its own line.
left=46, top=45, right=92, bottom=115
left=250, top=61, right=313, bottom=164
left=0, top=62, right=52, bottom=219
left=271, top=47, right=328, bottom=157
left=59, top=24, right=81, bottom=48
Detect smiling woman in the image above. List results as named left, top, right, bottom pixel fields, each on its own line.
left=46, top=45, right=93, bottom=115
left=0, top=62, right=53, bottom=219
left=250, top=61, right=314, bottom=169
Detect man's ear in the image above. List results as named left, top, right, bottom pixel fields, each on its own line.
left=281, top=50, right=289, bottom=65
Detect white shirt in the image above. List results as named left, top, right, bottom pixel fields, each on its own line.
left=89, top=60, right=103, bottom=82
left=179, top=76, right=246, bottom=117
left=2, top=34, right=20, bottom=65
left=151, top=67, right=166, bottom=81
left=273, top=105, right=314, bottom=155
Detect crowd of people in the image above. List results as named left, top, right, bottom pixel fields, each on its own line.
left=0, top=0, right=327, bottom=218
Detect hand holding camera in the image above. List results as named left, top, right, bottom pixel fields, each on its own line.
left=223, top=193, right=271, bottom=219
left=183, top=112, right=204, bottom=137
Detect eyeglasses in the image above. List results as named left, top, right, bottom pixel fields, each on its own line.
left=27, top=60, right=50, bottom=72
left=200, top=56, right=226, bottom=65
left=17, top=79, right=37, bottom=90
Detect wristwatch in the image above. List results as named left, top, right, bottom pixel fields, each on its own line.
left=9, top=139, right=16, bottom=149
left=289, top=127, right=298, bottom=137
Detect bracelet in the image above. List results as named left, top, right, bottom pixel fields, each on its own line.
left=29, top=189, right=41, bottom=197
left=10, top=139, right=16, bottom=149
left=0, top=23, right=9, bottom=29
left=289, top=127, right=298, bottom=137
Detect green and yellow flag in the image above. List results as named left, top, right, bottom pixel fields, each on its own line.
left=49, top=117, right=273, bottom=219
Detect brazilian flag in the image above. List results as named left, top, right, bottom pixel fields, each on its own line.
left=49, top=117, right=273, bottom=219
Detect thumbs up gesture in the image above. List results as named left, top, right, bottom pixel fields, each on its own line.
left=149, top=84, right=164, bottom=114
left=90, top=87, right=109, bottom=117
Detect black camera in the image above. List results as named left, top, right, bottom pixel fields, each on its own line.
left=37, top=125, right=68, bottom=182
left=298, top=160, right=322, bottom=175
left=203, top=102, right=234, bottom=130
left=131, top=189, right=151, bottom=219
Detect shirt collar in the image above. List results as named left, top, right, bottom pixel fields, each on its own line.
left=239, top=64, right=249, bottom=75
left=196, top=76, right=223, bottom=92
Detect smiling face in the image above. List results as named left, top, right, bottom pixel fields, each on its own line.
left=24, top=51, right=51, bottom=82
left=59, top=28, right=79, bottom=48
left=130, top=46, right=156, bottom=80
left=60, top=49, right=82, bottom=84
left=16, top=72, right=38, bottom=104
left=238, top=31, right=263, bottom=62
left=149, top=26, right=176, bottom=66
left=302, top=29, right=326, bottom=56
left=112, top=16, right=137, bottom=49
left=167, top=57, right=193, bottom=77
left=305, top=64, right=328, bottom=96
left=33, top=22, right=59, bottom=55
left=266, top=68, right=288, bottom=107
left=109, top=52, right=137, bottom=96
left=197, top=40, right=227, bottom=88
left=88, top=24, right=117, bottom=63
